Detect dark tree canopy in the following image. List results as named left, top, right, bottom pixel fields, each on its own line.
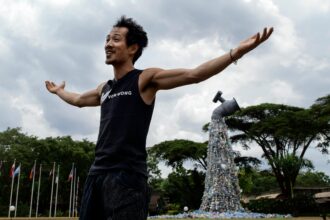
left=0, top=127, right=95, bottom=216
left=223, top=95, right=330, bottom=198
left=148, top=139, right=208, bottom=170
left=310, top=94, right=330, bottom=153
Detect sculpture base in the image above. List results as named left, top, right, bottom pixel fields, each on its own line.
left=148, top=210, right=291, bottom=219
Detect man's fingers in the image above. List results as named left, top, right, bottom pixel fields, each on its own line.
left=45, top=81, right=54, bottom=92
left=259, top=27, right=273, bottom=43
left=262, top=28, right=267, bottom=39
left=45, top=81, right=51, bottom=88
left=267, top=27, right=274, bottom=39
left=238, top=27, right=273, bottom=56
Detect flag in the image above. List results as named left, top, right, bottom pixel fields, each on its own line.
left=29, top=164, right=35, bottom=180
left=49, top=167, right=54, bottom=179
left=14, top=166, right=20, bottom=177
left=9, top=163, right=15, bottom=177
left=68, top=168, right=73, bottom=181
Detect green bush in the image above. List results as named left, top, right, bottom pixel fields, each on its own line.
left=242, top=194, right=327, bottom=216
left=166, top=203, right=181, bottom=215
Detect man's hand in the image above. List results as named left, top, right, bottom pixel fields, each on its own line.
left=232, top=27, right=274, bottom=60
left=45, top=80, right=103, bottom=107
left=45, top=81, right=65, bottom=94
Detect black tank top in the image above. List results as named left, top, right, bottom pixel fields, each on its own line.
left=89, top=69, right=155, bottom=177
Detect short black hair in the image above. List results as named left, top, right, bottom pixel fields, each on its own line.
left=113, top=16, right=148, bottom=64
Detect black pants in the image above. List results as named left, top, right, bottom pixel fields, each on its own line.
left=79, top=170, right=150, bottom=220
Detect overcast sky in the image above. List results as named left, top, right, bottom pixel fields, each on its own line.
left=1, top=0, right=329, bottom=175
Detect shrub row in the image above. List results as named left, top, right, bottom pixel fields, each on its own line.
left=242, top=194, right=329, bottom=216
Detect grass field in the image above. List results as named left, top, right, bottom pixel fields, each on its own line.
left=1, top=217, right=324, bottom=220
left=153, top=218, right=323, bottom=220
left=152, top=218, right=325, bottom=220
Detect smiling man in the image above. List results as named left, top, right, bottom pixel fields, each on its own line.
left=45, top=16, right=273, bottom=220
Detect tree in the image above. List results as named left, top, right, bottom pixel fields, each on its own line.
left=238, top=169, right=278, bottom=196
left=224, top=97, right=330, bottom=198
left=310, top=94, right=330, bottom=154
left=239, top=169, right=330, bottom=196
left=147, top=138, right=263, bottom=211
left=161, top=167, right=205, bottom=210
left=147, top=148, right=162, bottom=179
left=296, top=171, right=330, bottom=187
left=0, top=127, right=95, bottom=216
left=148, top=139, right=208, bottom=170
left=234, top=156, right=261, bottom=173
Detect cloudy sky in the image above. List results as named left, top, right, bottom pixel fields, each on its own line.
left=1, top=0, right=329, bottom=175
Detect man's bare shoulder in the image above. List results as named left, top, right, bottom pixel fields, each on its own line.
left=138, top=68, right=163, bottom=93
left=139, top=67, right=162, bottom=84
left=97, top=81, right=107, bottom=96
left=142, top=67, right=163, bottom=75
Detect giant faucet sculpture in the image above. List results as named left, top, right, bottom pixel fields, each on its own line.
left=200, top=91, right=242, bottom=212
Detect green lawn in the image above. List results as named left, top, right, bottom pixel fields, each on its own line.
left=0, top=217, right=323, bottom=220
left=152, top=218, right=322, bottom=220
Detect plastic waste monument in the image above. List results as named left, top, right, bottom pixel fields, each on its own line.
left=200, top=91, right=242, bottom=212
left=148, top=91, right=288, bottom=219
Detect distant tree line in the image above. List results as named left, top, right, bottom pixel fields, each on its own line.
left=0, top=94, right=329, bottom=216
left=0, top=128, right=94, bottom=217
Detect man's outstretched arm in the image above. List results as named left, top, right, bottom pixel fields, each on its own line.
left=141, top=27, right=273, bottom=93
left=45, top=81, right=105, bottom=107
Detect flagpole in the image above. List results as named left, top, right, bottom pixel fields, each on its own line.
left=49, top=162, right=56, bottom=217
left=72, top=167, right=76, bottom=217
left=8, top=159, right=16, bottom=218
left=75, top=176, right=80, bottom=217
left=54, top=164, right=60, bottom=217
left=29, top=160, right=36, bottom=217
left=68, top=163, right=74, bottom=217
left=14, top=163, right=21, bottom=217
left=36, top=163, right=42, bottom=218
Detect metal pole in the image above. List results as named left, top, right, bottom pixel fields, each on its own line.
left=72, top=168, right=76, bottom=216
left=8, top=160, right=16, bottom=218
left=29, top=160, right=36, bottom=217
left=14, top=163, right=21, bottom=217
left=75, top=176, right=80, bottom=217
left=54, top=164, right=60, bottom=217
left=36, top=163, right=42, bottom=218
left=68, top=163, right=74, bottom=217
left=49, top=162, right=56, bottom=217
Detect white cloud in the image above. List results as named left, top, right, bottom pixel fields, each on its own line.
left=11, top=96, right=58, bottom=138
left=42, top=0, right=73, bottom=8
left=269, top=80, right=303, bottom=104
left=9, top=79, right=59, bottom=138
left=149, top=36, right=225, bottom=69
left=0, top=0, right=329, bottom=175
left=174, top=92, right=213, bottom=126
left=0, top=36, right=10, bottom=56
left=297, top=54, right=330, bottom=72
left=0, top=2, right=43, bottom=45
left=301, top=0, right=330, bottom=13
left=256, top=0, right=279, bottom=14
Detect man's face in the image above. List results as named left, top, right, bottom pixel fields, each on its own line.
left=104, top=27, right=131, bottom=65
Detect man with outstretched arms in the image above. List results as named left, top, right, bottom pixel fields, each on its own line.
left=46, top=16, right=273, bottom=220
